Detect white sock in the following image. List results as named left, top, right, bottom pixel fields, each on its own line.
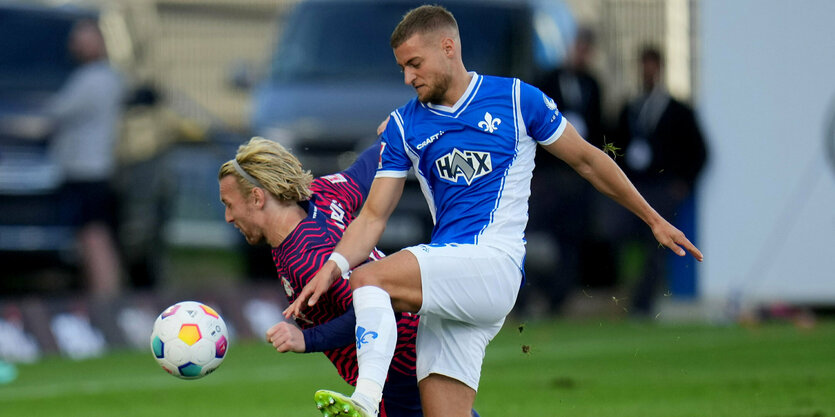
left=352, top=380, right=382, bottom=414
left=351, top=285, right=396, bottom=411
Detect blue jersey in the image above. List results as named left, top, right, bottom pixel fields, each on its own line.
left=378, top=73, right=567, bottom=267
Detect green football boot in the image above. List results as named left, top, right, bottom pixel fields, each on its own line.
left=314, top=390, right=376, bottom=417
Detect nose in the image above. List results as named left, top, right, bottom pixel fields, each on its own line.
left=403, top=67, right=416, bottom=86
left=224, top=208, right=233, bottom=224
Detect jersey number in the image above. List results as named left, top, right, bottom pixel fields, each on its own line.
left=329, top=200, right=347, bottom=230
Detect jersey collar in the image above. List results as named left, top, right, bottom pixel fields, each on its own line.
left=424, top=72, right=481, bottom=118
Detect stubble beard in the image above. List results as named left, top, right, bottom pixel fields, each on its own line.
left=418, top=72, right=452, bottom=105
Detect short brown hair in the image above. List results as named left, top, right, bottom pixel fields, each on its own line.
left=640, top=45, right=663, bottom=66
left=218, top=137, right=313, bottom=202
left=390, top=5, right=458, bottom=49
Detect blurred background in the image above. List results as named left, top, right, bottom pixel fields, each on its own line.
left=0, top=0, right=833, bottom=363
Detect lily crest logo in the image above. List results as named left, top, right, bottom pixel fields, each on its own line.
left=478, top=112, right=501, bottom=133
left=356, top=326, right=378, bottom=350
left=435, top=148, right=493, bottom=185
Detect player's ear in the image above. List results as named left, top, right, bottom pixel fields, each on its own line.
left=441, top=36, right=455, bottom=57
left=250, top=187, right=267, bottom=209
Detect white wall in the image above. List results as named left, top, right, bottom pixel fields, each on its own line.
left=699, top=0, right=835, bottom=308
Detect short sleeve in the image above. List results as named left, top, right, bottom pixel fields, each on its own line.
left=339, top=140, right=382, bottom=198
left=519, top=82, right=567, bottom=146
left=376, top=110, right=412, bottom=178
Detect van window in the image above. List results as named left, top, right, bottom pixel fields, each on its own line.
left=0, top=8, right=79, bottom=93
left=270, top=2, right=526, bottom=83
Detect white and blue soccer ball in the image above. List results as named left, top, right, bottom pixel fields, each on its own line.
left=150, top=301, right=229, bottom=379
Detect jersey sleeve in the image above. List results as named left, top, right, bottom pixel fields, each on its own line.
left=376, top=110, right=412, bottom=178
left=311, top=140, right=386, bottom=214
left=302, top=305, right=356, bottom=353
left=340, top=139, right=382, bottom=198
left=519, top=81, right=568, bottom=146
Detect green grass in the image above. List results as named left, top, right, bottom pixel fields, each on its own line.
left=1, top=319, right=833, bottom=416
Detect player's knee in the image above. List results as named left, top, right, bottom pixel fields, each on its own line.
left=349, top=265, right=380, bottom=290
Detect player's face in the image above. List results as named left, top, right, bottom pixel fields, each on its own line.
left=219, top=176, right=265, bottom=245
left=394, top=32, right=452, bottom=104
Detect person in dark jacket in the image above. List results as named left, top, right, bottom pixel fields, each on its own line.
left=529, top=27, right=606, bottom=312
left=605, top=45, right=708, bottom=314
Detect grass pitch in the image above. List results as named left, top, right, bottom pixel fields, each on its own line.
left=1, top=318, right=832, bottom=416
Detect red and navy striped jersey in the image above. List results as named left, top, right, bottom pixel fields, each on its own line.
left=271, top=145, right=418, bottom=385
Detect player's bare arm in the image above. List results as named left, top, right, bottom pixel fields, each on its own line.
left=545, top=121, right=704, bottom=262
left=284, top=176, right=407, bottom=319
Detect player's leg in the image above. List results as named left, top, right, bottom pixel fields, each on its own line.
left=419, top=374, right=475, bottom=417
left=350, top=249, right=423, bottom=312
left=410, top=244, right=520, bottom=417
left=414, top=312, right=505, bottom=417
left=315, top=251, right=423, bottom=417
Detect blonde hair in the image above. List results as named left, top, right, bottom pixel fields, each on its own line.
left=218, top=137, right=313, bottom=201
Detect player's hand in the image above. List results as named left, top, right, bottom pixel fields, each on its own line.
left=266, top=321, right=305, bottom=353
left=283, top=260, right=341, bottom=319
left=651, top=220, right=704, bottom=262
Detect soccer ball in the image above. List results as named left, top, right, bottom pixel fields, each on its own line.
left=150, top=301, right=229, bottom=379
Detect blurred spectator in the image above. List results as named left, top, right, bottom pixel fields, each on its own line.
left=601, top=45, right=708, bottom=315
left=536, top=27, right=604, bottom=147
left=46, top=19, right=126, bottom=298
left=526, top=27, right=605, bottom=313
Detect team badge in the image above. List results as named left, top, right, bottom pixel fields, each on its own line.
left=321, top=173, right=347, bottom=184
left=543, top=93, right=558, bottom=111
left=281, top=276, right=294, bottom=297
left=478, top=112, right=501, bottom=133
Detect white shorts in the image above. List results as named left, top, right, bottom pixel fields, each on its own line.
left=405, top=243, right=522, bottom=391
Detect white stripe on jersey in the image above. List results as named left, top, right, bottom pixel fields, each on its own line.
left=474, top=78, right=536, bottom=266
left=382, top=109, right=438, bottom=224
left=376, top=111, right=409, bottom=178
left=540, top=113, right=568, bottom=146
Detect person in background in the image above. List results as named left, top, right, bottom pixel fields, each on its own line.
left=604, top=45, right=708, bottom=315
left=47, top=19, right=126, bottom=298
left=529, top=26, right=606, bottom=313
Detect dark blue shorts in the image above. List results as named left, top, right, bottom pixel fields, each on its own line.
left=60, top=180, right=117, bottom=228
left=381, top=371, right=421, bottom=417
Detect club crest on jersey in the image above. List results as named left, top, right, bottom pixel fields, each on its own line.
left=321, top=173, right=347, bottom=184
left=543, top=93, right=560, bottom=122
left=543, top=93, right=558, bottom=111
left=281, top=276, right=294, bottom=297
left=478, top=112, right=501, bottom=133
left=435, top=148, right=492, bottom=185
